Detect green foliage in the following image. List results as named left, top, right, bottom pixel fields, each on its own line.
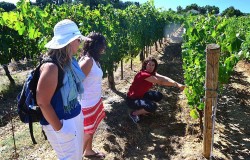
left=190, top=109, right=199, bottom=119
left=182, top=15, right=250, bottom=119
left=0, top=0, right=182, bottom=84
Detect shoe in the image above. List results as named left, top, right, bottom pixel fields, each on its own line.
left=84, top=151, right=105, bottom=159
left=129, top=112, right=140, bottom=123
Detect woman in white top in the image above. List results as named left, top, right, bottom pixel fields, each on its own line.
left=79, top=32, right=106, bottom=158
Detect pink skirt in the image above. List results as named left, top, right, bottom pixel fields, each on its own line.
left=82, top=98, right=106, bottom=134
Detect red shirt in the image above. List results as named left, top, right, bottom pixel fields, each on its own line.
left=127, top=70, right=154, bottom=99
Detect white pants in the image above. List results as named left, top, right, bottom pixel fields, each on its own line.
left=42, top=113, right=83, bottom=160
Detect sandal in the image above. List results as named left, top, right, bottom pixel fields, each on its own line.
left=84, top=151, right=105, bottom=159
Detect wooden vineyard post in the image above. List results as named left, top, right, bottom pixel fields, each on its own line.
left=203, top=44, right=220, bottom=159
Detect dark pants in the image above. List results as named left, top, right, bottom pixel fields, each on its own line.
left=126, top=90, right=163, bottom=113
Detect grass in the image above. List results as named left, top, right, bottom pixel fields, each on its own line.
left=0, top=118, right=56, bottom=159
left=0, top=69, right=57, bottom=159
left=0, top=70, right=28, bottom=97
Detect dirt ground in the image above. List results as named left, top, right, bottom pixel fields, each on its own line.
left=0, top=32, right=250, bottom=159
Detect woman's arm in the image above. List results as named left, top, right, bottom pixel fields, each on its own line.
left=145, top=72, right=185, bottom=91
left=36, top=63, right=62, bottom=131
left=79, top=57, right=93, bottom=76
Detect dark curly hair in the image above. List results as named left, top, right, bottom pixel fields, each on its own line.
left=82, top=32, right=106, bottom=61
left=141, top=57, right=158, bottom=74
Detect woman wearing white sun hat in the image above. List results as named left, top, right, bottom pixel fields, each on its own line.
left=36, top=19, right=90, bottom=160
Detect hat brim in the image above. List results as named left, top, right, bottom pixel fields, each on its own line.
left=45, top=34, right=90, bottom=49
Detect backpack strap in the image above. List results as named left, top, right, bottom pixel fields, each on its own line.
left=30, top=57, right=64, bottom=103
left=41, top=57, right=64, bottom=92
left=29, top=121, right=37, bottom=144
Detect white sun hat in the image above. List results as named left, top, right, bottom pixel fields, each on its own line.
left=45, top=19, right=90, bottom=49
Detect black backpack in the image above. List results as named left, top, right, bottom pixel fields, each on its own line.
left=17, top=57, right=64, bottom=144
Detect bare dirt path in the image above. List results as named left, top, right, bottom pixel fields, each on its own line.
left=94, top=41, right=187, bottom=160
left=213, top=61, right=250, bottom=159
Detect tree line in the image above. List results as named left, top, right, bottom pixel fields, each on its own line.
left=176, top=3, right=246, bottom=17
left=0, top=1, right=248, bottom=17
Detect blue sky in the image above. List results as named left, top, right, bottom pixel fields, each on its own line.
left=1, top=0, right=249, bottom=13
left=121, top=0, right=249, bottom=13
left=0, top=0, right=36, bottom=4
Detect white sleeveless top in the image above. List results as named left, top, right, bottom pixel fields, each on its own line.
left=80, top=58, right=103, bottom=108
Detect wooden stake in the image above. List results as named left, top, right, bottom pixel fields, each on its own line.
left=203, top=44, right=220, bottom=159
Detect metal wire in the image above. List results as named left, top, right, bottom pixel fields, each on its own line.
left=209, top=64, right=219, bottom=160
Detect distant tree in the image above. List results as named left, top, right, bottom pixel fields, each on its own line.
left=212, top=6, right=219, bottom=14
left=221, top=6, right=244, bottom=17
left=87, top=0, right=108, bottom=9
left=199, top=6, right=206, bottom=14
left=0, top=2, right=16, bottom=12
left=181, top=4, right=219, bottom=15
left=76, top=0, right=137, bottom=9
left=77, top=0, right=113, bottom=9
left=185, top=3, right=199, bottom=12
left=35, top=0, right=51, bottom=9
left=110, top=0, right=123, bottom=9
left=205, top=5, right=219, bottom=14
left=120, top=1, right=139, bottom=9
left=177, top=5, right=183, bottom=14
left=54, top=0, right=72, bottom=4
left=35, top=0, right=72, bottom=9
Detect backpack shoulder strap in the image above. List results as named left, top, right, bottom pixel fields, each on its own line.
left=40, top=57, right=64, bottom=91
